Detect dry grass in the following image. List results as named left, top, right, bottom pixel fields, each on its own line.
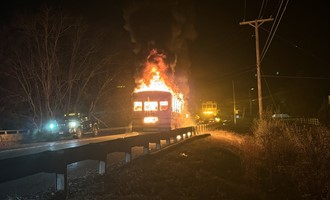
left=16, top=124, right=329, bottom=200
left=240, top=118, right=330, bottom=199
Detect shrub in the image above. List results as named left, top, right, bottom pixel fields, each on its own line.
left=241, top=117, right=330, bottom=199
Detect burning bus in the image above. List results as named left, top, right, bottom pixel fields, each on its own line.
left=132, top=91, right=183, bottom=131
left=131, top=50, right=184, bottom=132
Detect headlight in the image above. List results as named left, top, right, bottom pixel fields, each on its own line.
left=49, top=123, right=56, bottom=129
left=45, top=120, right=58, bottom=132
left=68, top=121, right=78, bottom=128
left=143, top=117, right=158, bottom=124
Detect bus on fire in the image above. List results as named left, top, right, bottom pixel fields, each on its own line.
left=132, top=91, right=183, bottom=132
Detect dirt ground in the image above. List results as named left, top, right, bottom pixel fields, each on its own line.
left=55, top=130, right=265, bottom=200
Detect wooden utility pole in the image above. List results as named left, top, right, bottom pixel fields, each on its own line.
left=232, top=80, right=236, bottom=125
left=240, top=18, right=273, bottom=119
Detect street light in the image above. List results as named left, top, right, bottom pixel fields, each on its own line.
left=249, top=87, right=254, bottom=116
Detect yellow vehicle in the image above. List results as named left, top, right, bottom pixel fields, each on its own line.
left=200, top=101, right=220, bottom=123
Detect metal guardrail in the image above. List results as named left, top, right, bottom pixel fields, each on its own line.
left=295, top=118, right=320, bottom=126
left=278, top=117, right=321, bottom=126
left=0, top=130, right=29, bottom=134
left=0, top=124, right=212, bottom=195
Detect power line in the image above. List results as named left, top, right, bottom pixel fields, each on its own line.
left=258, top=0, right=266, bottom=19
left=260, top=26, right=330, bottom=66
left=243, top=0, right=247, bottom=21
left=261, top=0, right=289, bottom=62
left=261, top=0, right=284, bottom=57
left=261, top=69, right=278, bottom=111
left=262, top=75, right=330, bottom=80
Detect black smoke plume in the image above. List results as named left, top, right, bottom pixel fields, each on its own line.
left=123, top=0, right=197, bottom=99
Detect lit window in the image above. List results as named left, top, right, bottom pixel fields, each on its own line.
left=134, top=101, right=142, bottom=111
left=144, top=101, right=158, bottom=111
left=160, top=101, right=168, bottom=111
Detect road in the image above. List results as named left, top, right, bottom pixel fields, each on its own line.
left=0, top=132, right=139, bottom=160
left=0, top=131, right=153, bottom=199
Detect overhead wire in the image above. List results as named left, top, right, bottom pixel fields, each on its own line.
left=260, top=0, right=289, bottom=62
left=254, top=0, right=289, bottom=112
left=260, top=26, right=330, bottom=66
left=213, top=65, right=256, bottom=81
left=258, top=0, right=266, bottom=19
left=261, top=69, right=278, bottom=111
left=260, top=0, right=284, bottom=59
left=260, top=0, right=289, bottom=112
left=261, top=0, right=284, bottom=52
left=271, top=0, right=283, bottom=18
left=243, top=0, right=247, bottom=21
left=262, top=75, right=330, bottom=80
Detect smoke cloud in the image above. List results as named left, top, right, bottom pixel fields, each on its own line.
left=123, top=0, right=197, bottom=100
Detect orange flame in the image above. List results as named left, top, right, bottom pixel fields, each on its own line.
left=135, top=49, right=184, bottom=113
left=135, top=49, right=176, bottom=93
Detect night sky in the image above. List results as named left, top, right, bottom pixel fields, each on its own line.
left=1, top=0, right=329, bottom=118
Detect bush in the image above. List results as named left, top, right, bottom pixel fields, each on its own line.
left=241, top=117, right=330, bottom=199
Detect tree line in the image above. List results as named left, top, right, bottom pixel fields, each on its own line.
left=0, top=6, right=134, bottom=131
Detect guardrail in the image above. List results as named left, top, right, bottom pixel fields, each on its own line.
left=0, top=124, right=212, bottom=195
left=0, top=130, right=27, bottom=144
left=0, top=130, right=29, bottom=134
left=295, top=118, right=320, bottom=126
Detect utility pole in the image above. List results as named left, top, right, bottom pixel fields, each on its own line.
left=232, top=80, right=236, bottom=125
left=240, top=18, right=273, bottom=119
left=249, top=87, right=254, bottom=116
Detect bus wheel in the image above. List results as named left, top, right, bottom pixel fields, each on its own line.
left=92, top=124, right=99, bottom=137
left=76, top=128, right=82, bottom=139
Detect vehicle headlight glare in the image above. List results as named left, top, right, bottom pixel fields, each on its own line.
left=49, top=123, right=55, bottom=129
left=69, top=121, right=78, bottom=128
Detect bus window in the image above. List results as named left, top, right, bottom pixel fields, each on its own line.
left=134, top=101, right=142, bottom=111
left=144, top=101, right=158, bottom=111
left=160, top=101, right=169, bottom=111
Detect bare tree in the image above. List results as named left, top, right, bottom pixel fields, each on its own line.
left=6, top=7, right=121, bottom=131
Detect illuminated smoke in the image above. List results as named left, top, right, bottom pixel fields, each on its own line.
left=123, top=0, right=197, bottom=121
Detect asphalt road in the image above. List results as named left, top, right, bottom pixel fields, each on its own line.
left=0, top=131, right=152, bottom=199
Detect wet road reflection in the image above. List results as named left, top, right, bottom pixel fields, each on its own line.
left=0, top=132, right=139, bottom=160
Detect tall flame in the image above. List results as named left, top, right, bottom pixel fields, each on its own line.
left=135, top=49, right=176, bottom=93
left=135, top=49, right=184, bottom=114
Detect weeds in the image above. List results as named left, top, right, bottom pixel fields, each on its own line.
left=241, top=117, right=330, bottom=199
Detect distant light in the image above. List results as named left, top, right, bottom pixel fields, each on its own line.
left=203, top=111, right=214, bottom=115
left=117, top=85, right=126, bottom=89
left=176, top=135, right=182, bottom=141
left=68, top=121, right=78, bottom=128
left=49, top=123, right=55, bottom=129
left=276, top=72, right=280, bottom=75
